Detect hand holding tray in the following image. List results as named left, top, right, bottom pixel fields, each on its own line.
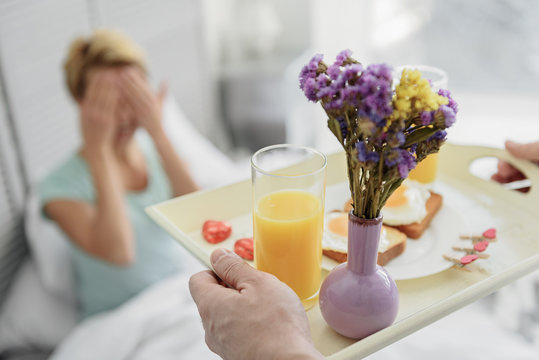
left=146, top=143, right=539, bottom=359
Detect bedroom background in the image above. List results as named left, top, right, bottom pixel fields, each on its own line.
left=0, top=0, right=538, bottom=359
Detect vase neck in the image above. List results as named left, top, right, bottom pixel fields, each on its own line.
left=347, top=213, right=383, bottom=274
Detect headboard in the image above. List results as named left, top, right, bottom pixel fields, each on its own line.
left=0, top=78, right=26, bottom=307
left=0, top=0, right=218, bottom=305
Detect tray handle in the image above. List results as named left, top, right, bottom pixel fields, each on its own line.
left=439, top=143, right=539, bottom=216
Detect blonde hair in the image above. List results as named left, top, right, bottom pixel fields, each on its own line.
left=64, top=29, right=146, bottom=100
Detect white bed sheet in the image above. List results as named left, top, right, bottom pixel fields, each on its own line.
left=48, top=267, right=539, bottom=360
left=50, top=270, right=219, bottom=360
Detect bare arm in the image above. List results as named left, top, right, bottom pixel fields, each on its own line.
left=119, top=68, right=199, bottom=197
left=44, top=71, right=135, bottom=265
left=86, top=148, right=133, bottom=263
left=148, top=129, right=199, bottom=196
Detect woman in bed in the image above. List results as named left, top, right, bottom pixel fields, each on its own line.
left=40, top=29, right=199, bottom=318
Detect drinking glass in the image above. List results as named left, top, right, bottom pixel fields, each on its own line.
left=394, top=65, right=449, bottom=184
left=251, top=144, right=327, bottom=310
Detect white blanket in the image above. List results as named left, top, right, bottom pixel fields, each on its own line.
left=50, top=272, right=220, bottom=360
left=50, top=270, right=539, bottom=360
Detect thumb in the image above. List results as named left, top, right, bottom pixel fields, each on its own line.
left=505, top=140, right=539, bottom=162
left=210, top=248, right=258, bottom=290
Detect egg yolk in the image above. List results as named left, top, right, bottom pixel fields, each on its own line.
left=328, top=213, right=348, bottom=237
left=385, top=185, right=408, bottom=208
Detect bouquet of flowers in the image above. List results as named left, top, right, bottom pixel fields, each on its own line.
left=299, top=50, right=457, bottom=219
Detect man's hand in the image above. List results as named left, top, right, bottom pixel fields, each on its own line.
left=491, top=141, right=539, bottom=189
left=189, top=249, right=323, bottom=360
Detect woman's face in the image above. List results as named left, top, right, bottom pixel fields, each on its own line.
left=83, top=66, right=141, bottom=144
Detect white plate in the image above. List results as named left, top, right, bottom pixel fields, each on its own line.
left=322, top=182, right=466, bottom=280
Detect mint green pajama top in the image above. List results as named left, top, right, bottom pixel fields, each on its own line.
left=39, top=142, right=186, bottom=318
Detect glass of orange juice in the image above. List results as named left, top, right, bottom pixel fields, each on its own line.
left=408, top=153, right=439, bottom=184
left=394, top=64, right=449, bottom=184
left=251, top=144, right=327, bottom=310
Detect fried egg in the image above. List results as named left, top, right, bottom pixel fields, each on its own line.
left=382, top=179, right=430, bottom=226
left=323, top=212, right=390, bottom=253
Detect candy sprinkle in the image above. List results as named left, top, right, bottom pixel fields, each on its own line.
left=460, top=254, right=479, bottom=265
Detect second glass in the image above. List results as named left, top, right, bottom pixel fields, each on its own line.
left=251, top=144, right=327, bottom=310
left=394, top=64, right=449, bottom=184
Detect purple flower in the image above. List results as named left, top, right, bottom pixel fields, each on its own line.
left=438, top=89, right=458, bottom=114
left=429, top=130, right=447, bottom=141
left=420, top=111, right=433, bottom=125
left=356, top=141, right=379, bottom=163
left=356, top=64, right=393, bottom=123
left=341, top=85, right=361, bottom=107
left=299, top=67, right=315, bottom=90
left=325, top=96, right=344, bottom=110
left=317, top=86, right=333, bottom=99
left=367, top=63, right=393, bottom=81
left=316, top=74, right=328, bottom=88
left=337, top=116, right=348, bottom=138
left=397, top=149, right=416, bottom=178
left=384, top=151, right=399, bottom=167
left=299, top=54, right=323, bottom=90
left=327, top=64, right=341, bottom=80
left=303, top=77, right=318, bottom=102
left=342, top=63, right=363, bottom=81
left=439, top=105, right=456, bottom=127
left=396, top=132, right=405, bottom=145
left=334, top=49, right=352, bottom=66
left=308, top=54, right=324, bottom=71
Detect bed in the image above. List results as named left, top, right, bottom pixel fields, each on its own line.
left=0, top=1, right=245, bottom=358
left=1, top=1, right=539, bottom=359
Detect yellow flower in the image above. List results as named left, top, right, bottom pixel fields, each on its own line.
left=391, top=69, right=448, bottom=120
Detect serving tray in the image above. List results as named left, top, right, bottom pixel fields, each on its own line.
left=146, top=143, right=539, bottom=359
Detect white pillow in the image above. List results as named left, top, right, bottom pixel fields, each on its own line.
left=24, top=188, right=76, bottom=303
left=157, top=94, right=250, bottom=188
left=0, top=258, right=78, bottom=352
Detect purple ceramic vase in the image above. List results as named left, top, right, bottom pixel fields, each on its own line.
left=319, top=213, right=399, bottom=339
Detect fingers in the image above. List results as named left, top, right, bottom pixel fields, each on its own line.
left=492, top=159, right=525, bottom=183
left=83, top=72, right=101, bottom=104
left=118, top=69, right=154, bottom=115
left=84, top=71, right=118, bottom=109
left=82, top=72, right=107, bottom=107
left=505, top=140, right=539, bottom=162
left=189, top=270, right=220, bottom=303
left=497, top=160, right=520, bottom=180
left=210, top=248, right=259, bottom=291
left=101, top=79, right=119, bottom=115
left=119, top=67, right=151, bottom=99
left=157, top=82, right=168, bottom=105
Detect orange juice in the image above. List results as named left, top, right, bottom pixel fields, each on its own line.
left=254, top=190, right=323, bottom=308
left=408, top=153, right=439, bottom=183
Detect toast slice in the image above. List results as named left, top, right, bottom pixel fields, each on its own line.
left=390, top=191, right=443, bottom=239
left=344, top=191, right=443, bottom=240
left=323, top=225, right=407, bottom=266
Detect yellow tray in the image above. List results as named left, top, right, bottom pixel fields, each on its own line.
left=146, top=143, right=539, bottom=359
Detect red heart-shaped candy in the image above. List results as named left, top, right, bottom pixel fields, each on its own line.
left=474, top=241, right=489, bottom=252
left=202, top=220, right=232, bottom=244
left=234, top=237, right=254, bottom=261
left=482, top=228, right=496, bottom=239
left=460, top=254, right=479, bottom=265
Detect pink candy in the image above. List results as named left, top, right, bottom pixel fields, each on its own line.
left=473, top=241, right=489, bottom=252
left=460, top=254, right=479, bottom=265
left=482, top=228, right=496, bottom=239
